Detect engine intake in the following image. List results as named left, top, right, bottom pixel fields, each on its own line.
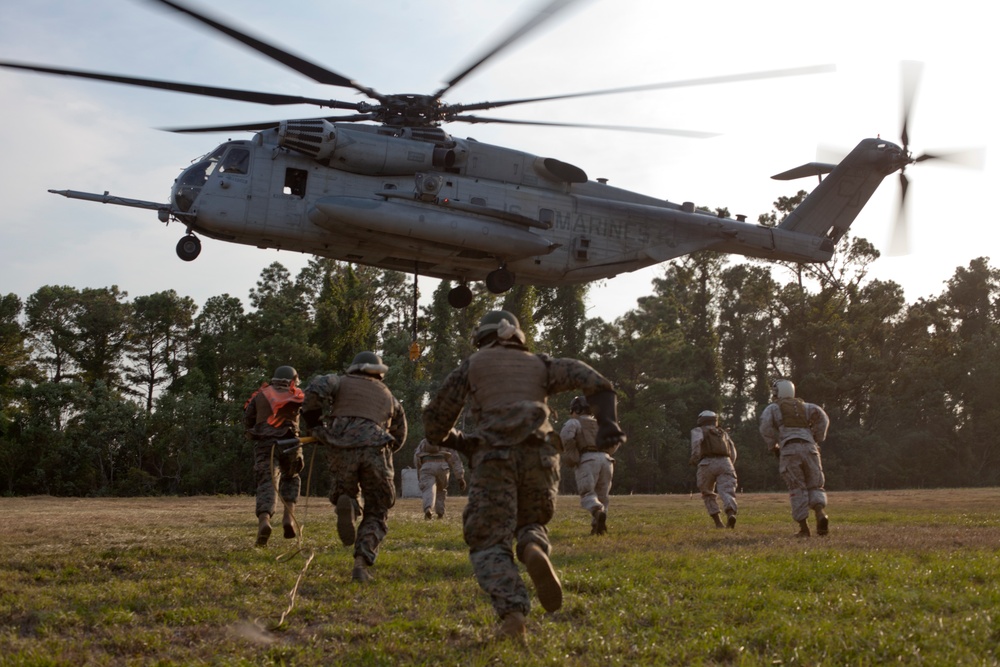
left=278, top=120, right=455, bottom=176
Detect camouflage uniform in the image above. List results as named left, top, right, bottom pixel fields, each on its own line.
left=689, top=426, right=738, bottom=526
left=560, top=414, right=615, bottom=534
left=302, top=371, right=407, bottom=572
left=243, top=383, right=304, bottom=521
left=423, top=337, right=623, bottom=623
left=759, top=397, right=830, bottom=528
left=414, top=438, right=466, bottom=519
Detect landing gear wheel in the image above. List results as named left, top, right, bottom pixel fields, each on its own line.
left=176, top=235, right=201, bottom=261
left=485, top=267, right=515, bottom=294
left=448, top=284, right=473, bottom=308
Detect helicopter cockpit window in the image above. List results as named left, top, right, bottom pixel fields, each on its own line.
left=219, top=148, right=250, bottom=175
left=284, top=168, right=308, bottom=197
left=172, top=156, right=220, bottom=213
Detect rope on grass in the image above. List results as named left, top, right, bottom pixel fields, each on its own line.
left=261, top=440, right=321, bottom=631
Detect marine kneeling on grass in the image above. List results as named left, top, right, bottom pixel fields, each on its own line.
left=301, top=352, right=407, bottom=582
left=422, top=310, right=626, bottom=641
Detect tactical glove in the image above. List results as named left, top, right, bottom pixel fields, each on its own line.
left=443, top=429, right=473, bottom=456
left=586, top=389, right=626, bottom=452
left=771, top=444, right=781, bottom=458
left=458, top=478, right=467, bottom=492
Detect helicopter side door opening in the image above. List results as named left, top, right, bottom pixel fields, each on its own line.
left=284, top=168, right=308, bottom=197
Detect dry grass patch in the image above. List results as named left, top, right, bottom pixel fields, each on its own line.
left=2, top=489, right=999, bottom=665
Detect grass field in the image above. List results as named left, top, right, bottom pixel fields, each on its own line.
left=2, top=488, right=999, bottom=666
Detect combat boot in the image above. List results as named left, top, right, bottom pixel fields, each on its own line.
left=351, top=556, right=373, bottom=583
left=496, top=611, right=527, bottom=642
left=816, top=512, right=829, bottom=536
left=796, top=519, right=811, bottom=538
left=522, top=543, right=562, bottom=612
left=726, top=513, right=737, bottom=529
left=711, top=513, right=725, bottom=529
left=424, top=509, right=433, bottom=520
left=336, top=495, right=357, bottom=546
left=590, top=508, right=607, bottom=535
left=282, top=503, right=297, bottom=539
left=256, top=513, right=272, bottom=546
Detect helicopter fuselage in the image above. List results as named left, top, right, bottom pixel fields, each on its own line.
left=152, top=122, right=879, bottom=289
left=9, top=0, right=933, bottom=304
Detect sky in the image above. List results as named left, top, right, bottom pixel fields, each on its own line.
left=1, top=0, right=996, bottom=323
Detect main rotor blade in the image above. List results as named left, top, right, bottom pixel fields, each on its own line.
left=900, top=60, right=923, bottom=150
left=147, top=0, right=379, bottom=99
left=0, top=61, right=364, bottom=109
left=434, top=0, right=584, bottom=100
left=446, top=64, right=836, bottom=114
left=162, top=114, right=379, bottom=134
left=888, top=171, right=910, bottom=256
left=451, top=115, right=719, bottom=138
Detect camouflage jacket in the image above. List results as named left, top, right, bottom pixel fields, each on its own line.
left=422, top=341, right=614, bottom=448
left=303, top=373, right=407, bottom=450
left=759, top=400, right=830, bottom=448
left=413, top=439, right=465, bottom=479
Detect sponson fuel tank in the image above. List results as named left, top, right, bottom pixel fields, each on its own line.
left=309, top=197, right=558, bottom=259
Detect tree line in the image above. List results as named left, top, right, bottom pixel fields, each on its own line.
left=2, top=210, right=999, bottom=497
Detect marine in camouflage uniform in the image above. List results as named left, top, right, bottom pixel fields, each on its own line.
left=759, top=379, right=831, bottom=537
left=243, top=365, right=305, bottom=546
left=413, top=438, right=466, bottom=519
left=423, top=310, right=626, bottom=641
left=559, top=396, right=617, bottom=535
left=689, top=410, right=738, bottom=529
left=301, top=352, right=407, bottom=582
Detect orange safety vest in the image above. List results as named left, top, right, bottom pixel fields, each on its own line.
left=246, top=383, right=305, bottom=428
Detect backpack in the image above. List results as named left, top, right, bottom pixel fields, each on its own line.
left=700, top=426, right=731, bottom=458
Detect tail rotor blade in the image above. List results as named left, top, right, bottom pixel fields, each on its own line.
left=914, top=147, right=986, bottom=169
left=900, top=61, right=923, bottom=150
left=888, top=171, right=911, bottom=256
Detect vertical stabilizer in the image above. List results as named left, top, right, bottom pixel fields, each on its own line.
left=775, top=138, right=906, bottom=244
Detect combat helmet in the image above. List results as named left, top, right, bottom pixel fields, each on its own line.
left=772, top=379, right=795, bottom=400
left=570, top=396, right=591, bottom=415
left=697, top=410, right=718, bottom=426
left=271, top=365, right=299, bottom=385
left=473, top=310, right=526, bottom=348
left=347, top=351, right=389, bottom=379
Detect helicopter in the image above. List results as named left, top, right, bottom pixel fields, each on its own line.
left=0, top=0, right=965, bottom=309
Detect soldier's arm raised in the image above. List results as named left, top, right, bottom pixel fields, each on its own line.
left=389, top=400, right=408, bottom=451
left=422, top=361, right=471, bottom=445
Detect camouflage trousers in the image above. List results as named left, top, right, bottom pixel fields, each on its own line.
left=778, top=441, right=827, bottom=522
left=575, top=451, right=614, bottom=515
left=463, top=438, right=560, bottom=618
left=253, top=440, right=304, bottom=518
left=418, top=461, right=452, bottom=517
left=327, top=445, right=396, bottom=566
left=695, top=456, right=738, bottom=517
